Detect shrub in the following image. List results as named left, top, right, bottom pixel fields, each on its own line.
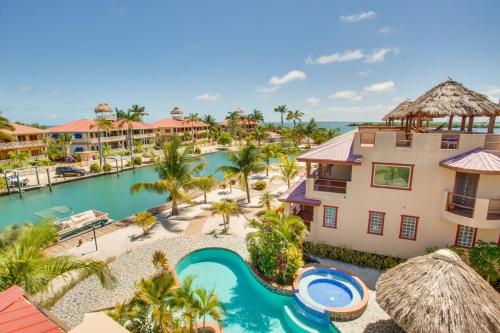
left=90, top=163, right=102, bottom=173
left=133, top=156, right=142, bottom=165
left=103, top=163, right=112, bottom=172
left=303, top=242, right=405, bottom=270
left=252, top=180, right=267, bottom=191
left=194, top=147, right=201, bottom=154
left=219, top=183, right=227, bottom=189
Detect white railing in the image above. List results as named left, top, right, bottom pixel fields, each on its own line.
left=88, top=135, right=127, bottom=144
left=0, top=140, right=45, bottom=150
left=133, top=133, right=155, bottom=139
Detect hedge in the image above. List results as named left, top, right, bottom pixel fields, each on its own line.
left=303, top=242, right=405, bottom=270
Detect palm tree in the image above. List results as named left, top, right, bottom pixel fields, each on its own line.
left=303, top=118, right=317, bottom=148
left=260, top=144, right=279, bottom=177
left=117, top=105, right=147, bottom=155
left=202, top=114, right=218, bottom=143
left=218, top=144, right=265, bottom=203
left=130, top=136, right=204, bottom=215
left=57, top=133, right=73, bottom=161
left=152, top=250, right=170, bottom=273
left=223, top=170, right=237, bottom=192
left=0, top=113, right=15, bottom=142
left=0, top=221, right=115, bottom=294
left=274, top=156, right=301, bottom=188
left=176, top=275, right=200, bottom=330
left=195, top=175, right=217, bottom=203
left=274, top=105, right=287, bottom=127
left=114, top=107, right=126, bottom=119
left=91, top=117, right=113, bottom=166
left=251, top=124, right=267, bottom=146
left=134, top=211, right=157, bottom=235
left=188, top=113, right=200, bottom=142
left=6, top=151, right=30, bottom=167
left=259, top=191, right=274, bottom=210
left=225, top=111, right=241, bottom=142
left=195, top=288, right=224, bottom=330
left=248, top=109, right=264, bottom=123
left=210, top=200, right=240, bottom=233
left=286, top=110, right=304, bottom=128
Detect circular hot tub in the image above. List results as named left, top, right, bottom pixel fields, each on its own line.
left=293, top=267, right=369, bottom=322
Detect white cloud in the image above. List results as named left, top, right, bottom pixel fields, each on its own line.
left=306, top=97, right=320, bottom=106
left=306, top=49, right=364, bottom=65
left=481, top=86, right=500, bottom=102
left=358, top=70, right=372, bottom=77
left=364, top=48, right=399, bottom=63
left=269, top=70, right=306, bottom=86
left=256, top=85, right=280, bottom=94
left=378, top=26, right=392, bottom=34
left=195, top=93, right=221, bottom=102
left=328, top=90, right=363, bottom=101
left=363, top=81, right=395, bottom=94
left=340, top=11, right=376, bottom=23
left=18, top=85, right=33, bottom=93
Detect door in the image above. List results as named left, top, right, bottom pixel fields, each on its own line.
left=453, top=172, right=479, bottom=216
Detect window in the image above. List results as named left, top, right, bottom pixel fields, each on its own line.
left=372, top=163, right=413, bottom=190
left=74, top=147, right=84, bottom=152
left=367, top=211, right=385, bottom=235
left=455, top=225, right=476, bottom=248
left=399, top=215, right=419, bottom=240
left=51, top=133, right=59, bottom=139
left=74, top=133, right=82, bottom=139
left=323, top=206, right=338, bottom=228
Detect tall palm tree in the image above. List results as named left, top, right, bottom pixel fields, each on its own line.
left=195, top=288, right=224, bottom=330
left=0, top=113, right=15, bottom=142
left=286, top=110, right=304, bottom=128
left=117, top=105, right=147, bottom=155
left=188, top=113, right=200, bottom=142
left=251, top=124, right=267, bottom=146
left=303, top=118, right=317, bottom=148
left=194, top=175, right=217, bottom=203
left=114, top=107, right=126, bottom=119
left=273, top=156, right=301, bottom=188
left=202, top=114, right=218, bottom=143
left=218, top=144, right=265, bottom=203
left=223, top=169, right=237, bottom=193
left=0, top=221, right=115, bottom=294
left=274, top=105, right=287, bottom=127
left=91, top=117, right=113, bottom=166
left=259, top=191, right=274, bottom=210
left=130, top=136, right=204, bottom=215
left=248, top=109, right=264, bottom=123
left=176, top=275, right=200, bottom=330
left=225, top=111, right=241, bottom=142
left=57, top=133, right=73, bottom=161
left=260, top=144, right=279, bottom=176
left=210, top=199, right=240, bottom=233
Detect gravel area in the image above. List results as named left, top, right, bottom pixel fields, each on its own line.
left=51, top=235, right=247, bottom=328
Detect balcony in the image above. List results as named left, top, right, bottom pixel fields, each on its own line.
left=395, top=132, right=412, bottom=148
left=0, top=140, right=45, bottom=150
left=441, top=191, right=500, bottom=229
left=133, top=133, right=155, bottom=139
left=441, top=134, right=460, bottom=149
left=313, top=179, right=347, bottom=194
left=292, top=204, right=314, bottom=231
left=88, top=135, right=126, bottom=144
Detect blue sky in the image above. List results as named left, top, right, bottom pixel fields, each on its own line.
left=1, top=0, right=499, bottom=124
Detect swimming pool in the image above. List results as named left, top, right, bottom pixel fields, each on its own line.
left=176, top=248, right=339, bottom=333
left=0, top=151, right=241, bottom=228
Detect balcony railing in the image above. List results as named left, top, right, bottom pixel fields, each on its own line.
left=395, top=132, right=412, bottom=147
left=488, top=199, right=500, bottom=220
left=446, top=192, right=476, bottom=218
left=444, top=191, right=500, bottom=223
left=441, top=134, right=460, bottom=149
left=133, top=133, right=155, bottom=139
left=359, top=132, right=375, bottom=147
left=88, top=135, right=127, bottom=144
left=484, top=134, right=500, bottom=152
left=314, top=178, right=347, bottom=194
left=0, top=140, right=45, bottom=150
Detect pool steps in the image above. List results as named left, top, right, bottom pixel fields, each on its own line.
left=290, top=294, right=331, bottom=327
left=283, top=305, right=320, bottom=333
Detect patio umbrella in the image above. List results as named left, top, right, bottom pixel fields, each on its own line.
left=376, top=249, right=500, bottom=333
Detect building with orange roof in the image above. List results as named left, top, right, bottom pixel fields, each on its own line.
left=149, top=106, right=209, bottom=141
left=0, top=123, right=48, bottom=160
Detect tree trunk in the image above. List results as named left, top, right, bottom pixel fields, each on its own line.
left=244, top=174, right=250, bottom=203
left=266, top=160, right=269, bottom=176
left=171, top=196, right=178, bottom=215
left=204, top=192, right=207, bottom=203
left=203, top=316, right=206, bottom=330
left=287, top=179, right=290, bottom=188
left=97, top=131, right=103, bottom=166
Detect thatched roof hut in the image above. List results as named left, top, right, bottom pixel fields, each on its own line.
left=408, top=80, right=498, bottom=118
left=376, top=249, right=500, bottom=333
left=383, top=100, right=413, bottom=121
left=94, top=102, right=113, bottom=114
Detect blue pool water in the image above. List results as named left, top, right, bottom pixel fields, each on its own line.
left=307, top=279, right=353, bottom=308
left=176, top=248, right=339, bottom=333
left=0, top=151, right=244, bottom=228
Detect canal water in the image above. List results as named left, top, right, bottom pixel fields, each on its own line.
left=1, top=151, right=237, bottom=228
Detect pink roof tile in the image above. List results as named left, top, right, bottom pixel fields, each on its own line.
left=278, top=179, right=321, bottom=206
left=0, top=286, right=64, bottom=333
left=297, top=131, right=362, bottom=164
left=48, top=119, right=155, bottom=132
left=149, top=118, right=208, bottom=128
left=440, top=148, right=500, bottom=175
left=2, top=124, right=46, bottom=135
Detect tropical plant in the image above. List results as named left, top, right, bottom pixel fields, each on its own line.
left=303, top=118, right=317, bottom=148
left=273, top=156, right=300, bottom=188
left=286, top=110, right=304, bottom=128
left=218, top=144, right=265, bottom=203
left=117, top=105, right=147, bottom=156
left=0, top=113, right=15, bottom=142
left=134, top=211, right=157, bottom=235
left=251, top=124, right=267, bottom=146
left=90, top=163, right=103, bottom=173
left=195, top=288, right=223, bottom=331
left=131, top=136, right=204, bottom=215
left=183, top=130, right=192, bottom=142
left=248, top=109, right=264, bottom=123
left=91, top=116, right=113, bottom=166
left=202, top=114, right=219, bottom=143
left=58, top=134, right=74, bottom=161
left=188, top=113, right=200, bottom=142
left=6, top=151, right=30, bottom=167
left=210, top=199, right=240, bottom=233
left=260, top=144, right=279, bottom=177
left=468, top=241, right=499, bottom=283
left=274, top=105, right=287, bottom=128
left=217, top=131, right=232, bottom=147
left=0, top=221, right=115, bottom=294
left=252, top=180, right=267, bottom=191
left=223, top=170, right=237, bottom=193
left=259, top=191, right=274, bottom=210
left=195, top=175, right=217, bottom=203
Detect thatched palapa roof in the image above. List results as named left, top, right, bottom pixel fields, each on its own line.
left=376, top=249, right=500, bottom=333
left=383, top=99, right=413, bottom=121
left=408, top=80, right=498, bottom=118
left=94, top=102, right=113, bottom=113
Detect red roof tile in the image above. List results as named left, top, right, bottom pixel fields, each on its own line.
left=149, top=118, right=208, bottom=128
left=297, top=131, right=362, bottom=164
left=48, top=119, right=155, bottom=133
left=278, top=179, right=321, bottom=206
left=440, top=148, right=500, bottom=175
left=0, top=286, right=64, bottom=333
left=2, top=124, right=46, bottom=135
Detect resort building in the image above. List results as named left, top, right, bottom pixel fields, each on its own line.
left=0, top=123, right=47, bottom=161
left=150, top=106, right=209, bottom=141
left=220, top=107, right=258, bottom=134
left=280, top=80, right=500, bottom=258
